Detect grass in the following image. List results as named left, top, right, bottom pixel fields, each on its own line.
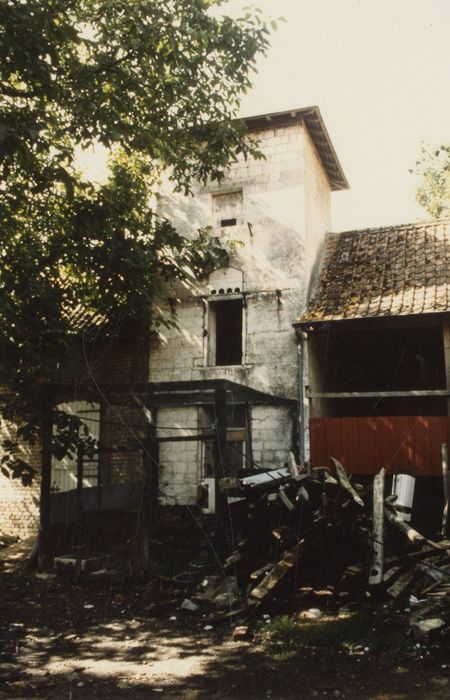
left=259, top=606, right=410, bottom=657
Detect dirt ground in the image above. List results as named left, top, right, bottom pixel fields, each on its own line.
left=1, top=543, right=449, bottom=700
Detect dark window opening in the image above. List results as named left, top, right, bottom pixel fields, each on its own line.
left=220, top=218, right=237, bottom=227
left=200, top=405, right=248, bottom=477
left=210, top=299, right=243, bottom=366
left=309, top=325, right=446, bottom=417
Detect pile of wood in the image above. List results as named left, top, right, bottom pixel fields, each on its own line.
left=344, top=466, right=450, bottom=641
left=180, top=456, right=450, bottom=640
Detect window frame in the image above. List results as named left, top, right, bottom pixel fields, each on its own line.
left=205, top=294, right=245, bottom=367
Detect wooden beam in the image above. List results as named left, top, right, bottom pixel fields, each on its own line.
left=331, top=457, right=364, bottom=507
left=142, top=411, right=158, bottom=576
left=306, top=389, right=450, bottom=399
left=369, top=468, right=385, bottom=586
left=443, top=324, right=450, bottom=415
left=38, top=405, right=53, bottom=570
left=384, top=507, right=447, bottom=552
left=214, top=383, right=228, bottom=479
left=214, top=383, right=228, bottom=520
left=75, top=444, right=84, bottom=558
left=53, top=378, right=296, bottom=407
left=295, top=312, right=450, bottom=333
left=442, top=443, right=449, bottom=538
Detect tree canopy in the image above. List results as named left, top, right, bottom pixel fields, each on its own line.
left=413, top=144, right=450, bottom=219
left=0, top=0, right=272, bottom=481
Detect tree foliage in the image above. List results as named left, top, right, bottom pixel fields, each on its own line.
left=0, top=0, right=271, bottom=481
left=413, top=144, right=450, bottom=219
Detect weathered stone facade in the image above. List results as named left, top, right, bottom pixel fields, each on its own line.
left=1, top=107, right=347, bottom=527
left=150, top=113, right=341, bottom=505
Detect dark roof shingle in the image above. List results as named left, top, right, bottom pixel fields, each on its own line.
left=299, top=220, right=450, bottom=324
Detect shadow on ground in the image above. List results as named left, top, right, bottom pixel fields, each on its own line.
left=0, top=566, right=448, bottom=700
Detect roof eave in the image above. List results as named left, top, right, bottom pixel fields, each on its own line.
left=242, top=106, right=349, bottom=192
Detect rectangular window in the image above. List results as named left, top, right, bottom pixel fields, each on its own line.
left=208, top=299, right=243, bottom=366
left=212, top=191, right=243, bottom=233
left=51, top=401, right=100, bottom=492
left=220, top=217, right=237, bottom=228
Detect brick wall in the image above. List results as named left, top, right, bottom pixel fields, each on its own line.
left=1, top=333, right=150, bottom=537
left=0, top=419, right=41, bottom=539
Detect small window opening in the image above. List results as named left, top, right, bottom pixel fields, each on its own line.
left=209, top=299, right=243, bottom=366
left=220, top=217, right=237, bottom=227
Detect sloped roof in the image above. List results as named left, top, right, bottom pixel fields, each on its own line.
left=243, top=106, right=349, bottom=191
left=298, top=219, right=450, bottom=325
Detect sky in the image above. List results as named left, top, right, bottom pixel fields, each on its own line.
left=225, top=0, right=450, bottom=231
left=79, top=0, right=450, bottom=233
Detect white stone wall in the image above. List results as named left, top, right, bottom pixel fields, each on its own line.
left=156, top=406, right=200, bottom=505
left=251, top=405, right=295, bottom=470
left=150, top=120, right=332, bottom=504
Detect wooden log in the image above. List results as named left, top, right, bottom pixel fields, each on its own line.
left=386, top=569, right=416, bottom=598
left=417, top=561, right=449, bottom=583
left=249, top=546, right=299, bottom=601
left=369, top=468, right=385, bottom=586
left=442, top=443, right=449, bottom=538
left=250, top=562, right=275, bottom=580
left=330, top=457, right=364, bottom=507
left=384, top=507, right=439, bottom=549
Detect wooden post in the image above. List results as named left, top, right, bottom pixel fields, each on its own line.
left=214, top=382, right=228, bottom=479
left=142, top=408, right=159, bottom=575
left=38, top=403, right=53, bottom=570
left=245, top=402, right=253, bottom=470
left=443, top=325, right=450, bottom=416
left=214, top=382, right=228, bottom=521
left=369, top=468, right=385, bottom=586
left=298, top=334, right=310, bottom=473
left=75, top=443, right=84, bottom=565
left=442, top=443, right=449, bottom=537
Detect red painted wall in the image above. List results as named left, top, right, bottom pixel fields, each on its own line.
left=310, top=416, right=448, bottom=476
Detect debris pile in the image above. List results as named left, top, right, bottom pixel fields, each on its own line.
left=174, top=455, right=450, bottom=642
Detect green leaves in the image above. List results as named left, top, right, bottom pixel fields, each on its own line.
left=413, top=144, right=450, bottom=219
left=0, top=0, right=272, bottom=481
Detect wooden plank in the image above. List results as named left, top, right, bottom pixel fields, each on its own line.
left=442, top=443, right=449, bottom=538
left=249, top=546, right=299, bottom=600
left=384, top=507, right=449, bottom=554
left=306, top=390, right=450, bottom=399
left=443, top=324, right=450, bottom=415
left=386, top=569, right=416, bottom=598
left=330, top=457, right=364, bottom=507
left=250, top=562, right=275, bottom=580
left=369, top=468, right=385, bottom=586
left=417, top=561, right=450, bottom=583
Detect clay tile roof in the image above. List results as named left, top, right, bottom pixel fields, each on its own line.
left=298, top=219, right=450, bottom=325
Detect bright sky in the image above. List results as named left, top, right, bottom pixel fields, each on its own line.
left=79, top=0, right=450, bottom=233
left=228, top=0, right=450, bottom=231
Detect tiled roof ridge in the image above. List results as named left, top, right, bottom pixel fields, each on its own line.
left=328, top=217, right=450, bottom=238
left=298, top=218, right=450, bottom=325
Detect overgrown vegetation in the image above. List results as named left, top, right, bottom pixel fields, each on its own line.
left=412, top=144, right=450, bottom=218
left=0, top=0, right=273, bottom=481
left=259, top=607, right=410, bottom=657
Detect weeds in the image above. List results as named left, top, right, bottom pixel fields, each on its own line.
left=259, top=606, right=410, bottom=657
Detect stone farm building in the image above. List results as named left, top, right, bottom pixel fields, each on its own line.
left=1, top=106, right=449, bottom=550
